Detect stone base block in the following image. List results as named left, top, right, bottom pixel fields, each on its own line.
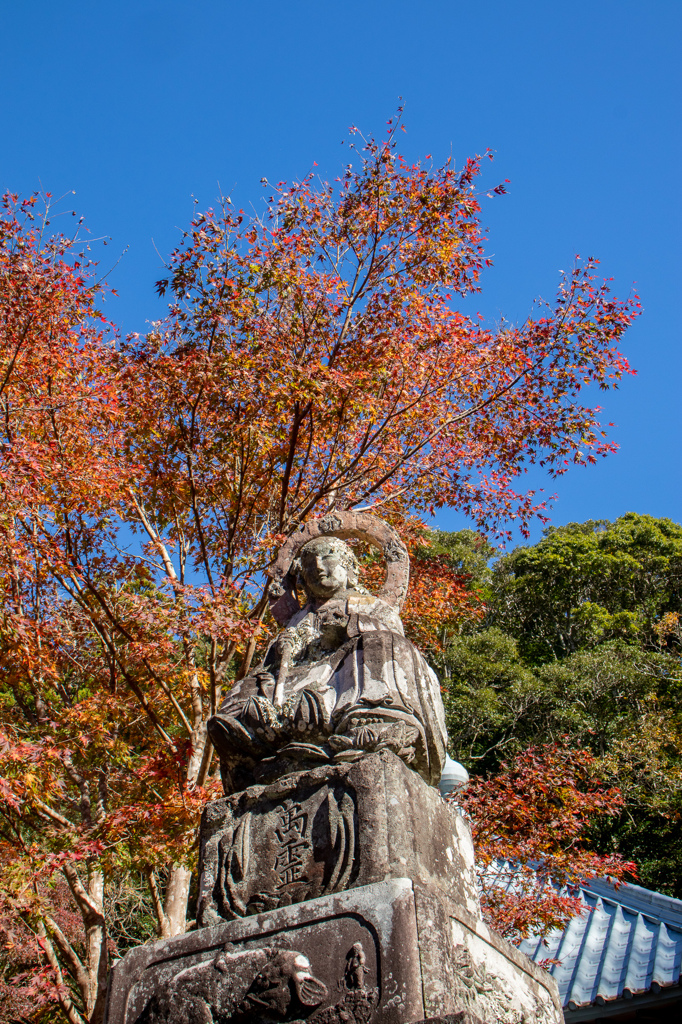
left=197, top=751, right=479, bottom=925
left=412, top=884, right=562, bottom=1024
left=105, top=879, right=562, bottom=1024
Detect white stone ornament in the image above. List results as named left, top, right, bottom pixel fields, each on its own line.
left=438, top=754, right=470, bottom=797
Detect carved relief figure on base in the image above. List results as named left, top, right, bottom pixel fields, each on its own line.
left=133, top=941, right=377, bottom=1024
left=208, top=513, right=447, bottom=792
left=135, top=945, right=328, bottom=1024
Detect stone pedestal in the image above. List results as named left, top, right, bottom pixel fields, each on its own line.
left=197, top=752, right=479, bottom=924
left=105, top=754, right=563, bottom=1024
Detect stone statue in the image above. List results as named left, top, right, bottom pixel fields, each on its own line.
left=109, top=526, right=563, bottom=1024
left=208, top=513, right=447, bottom=791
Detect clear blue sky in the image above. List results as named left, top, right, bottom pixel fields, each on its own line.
left=1, top=1, right=679, bottom=543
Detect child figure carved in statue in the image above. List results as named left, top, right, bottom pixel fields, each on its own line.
left=207, top=514, right=447, bottom=793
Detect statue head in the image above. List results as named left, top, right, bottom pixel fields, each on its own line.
left=268, top=512, right=410, bottom=624
left=293, top=537, right=359, bottom=601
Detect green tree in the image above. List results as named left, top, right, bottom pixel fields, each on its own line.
left=443, top=627, right=550, bottom=769
left=418, top=529, right=496, bottom=593
left=491, top=514, right=682, bottom=663
left=436, top=514, right=682, bottom=896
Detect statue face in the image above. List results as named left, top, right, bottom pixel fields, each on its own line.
left=299, top=539, right=352, bottom=600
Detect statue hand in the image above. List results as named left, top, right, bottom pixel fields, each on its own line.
left=273, top=626, right=309, bottom=662
left=253, top=668, right=276, bottom=703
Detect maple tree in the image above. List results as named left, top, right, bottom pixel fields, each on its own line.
left=359, top=529, right=484, bottom=660
left=457, top=743, right=636, bottom=942
left=0, top=114, right=639, bottom=1022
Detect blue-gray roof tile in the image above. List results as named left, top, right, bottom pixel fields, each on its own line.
left=518, top=879, right=682, bottom=1015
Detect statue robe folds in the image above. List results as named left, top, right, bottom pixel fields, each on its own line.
left=211, top=592, right=447, bottom=788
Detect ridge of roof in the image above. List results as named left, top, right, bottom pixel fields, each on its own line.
left=584, top=877, right=682, bottom=929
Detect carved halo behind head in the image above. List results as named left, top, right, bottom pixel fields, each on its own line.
left=268, top=512, right=410, bottom=625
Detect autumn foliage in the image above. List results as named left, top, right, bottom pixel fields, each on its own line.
left=458, top=744, right=636, bottom=941
left=360, top=534, right=484, bottom=656
left=0, top=116, right=639, bottom=1022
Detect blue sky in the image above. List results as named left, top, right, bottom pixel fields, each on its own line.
left=1, top=1, right=679, bottom=543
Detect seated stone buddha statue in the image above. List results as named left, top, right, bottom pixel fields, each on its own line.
left=207, top=514, right=447, bottom=793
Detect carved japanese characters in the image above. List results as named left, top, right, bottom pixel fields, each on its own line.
left=196, top=752, right=481, bottom=928
left=202, top=785, right=357, bottom=920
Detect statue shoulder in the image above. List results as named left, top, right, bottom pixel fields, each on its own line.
left=346, top=593, right=405, bottom=635
left=285, top=605, right=314, bottom=628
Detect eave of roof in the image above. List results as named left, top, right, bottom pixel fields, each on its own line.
left=518, top=879, right=682, bottom=1016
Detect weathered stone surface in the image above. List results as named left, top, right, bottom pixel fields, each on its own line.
left=208, top=520, right=447, bottom=790
left=106, top=880, right=422, bottom=1024
left=197, top=751, right=479, bottom=925
left=268, top=512, right=411, bottom=616
left=105, top=879, right=562, bottom=1024
left=410, top=1016, right=485, bottom=1024
left=413, top=885, right=562, bottom=1024
left=104, top=515, right=565, bottom=1024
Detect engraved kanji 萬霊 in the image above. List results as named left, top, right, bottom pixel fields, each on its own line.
left=273, top=801, right=309, bottom=886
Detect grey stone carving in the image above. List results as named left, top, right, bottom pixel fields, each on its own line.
left=317, top=514, right=344, bottom=535
left=131, top=940, right=383, bottom=1024
left=208, top=515, right=447, bottom=792
left=207, top=784, right=357, bottom=918
left=448, top=944, right=559, bottom=1024
left=409, top=1016, right=484, bottom=1024
left=197, top=753, right=480, bottom=928
left=133, top=938, right=379, bottom=1024
left=268, top=513, right=411, bottom=614
left=103, top=513, right=565, bottom=1024
left=106, top=880, right=562, bottom=1024
left=295, top=941, right=377, bottom=1024
left=134, top=945, right=328, bottom=1024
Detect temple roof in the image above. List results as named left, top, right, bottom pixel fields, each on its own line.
left=519, top=879, right=682, bottom=1020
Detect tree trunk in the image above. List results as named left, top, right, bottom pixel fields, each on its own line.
left=164, top=864, right=193, bottom=936
left=86, top=865, right=108, bottom=1024
left=187, top=722, right=207, bottom=785
left=158, top=724, right=207, bottom=937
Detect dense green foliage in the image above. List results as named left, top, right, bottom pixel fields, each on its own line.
left=434, top=513, right=682, bottom=897
left=492, top=514, right=682, bottom=661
